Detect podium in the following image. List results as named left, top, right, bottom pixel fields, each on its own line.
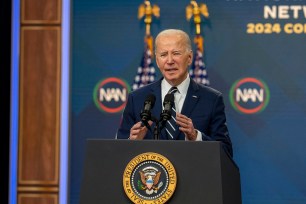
left=80, top=140, right=241, bottom=204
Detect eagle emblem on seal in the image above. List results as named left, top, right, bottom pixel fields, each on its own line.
left=138, top=166, right=163, bottom=195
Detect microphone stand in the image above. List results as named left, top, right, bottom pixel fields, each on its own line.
left=151, top=116, right=160, bottom=140
left=141, top=114, right=160, bottom=140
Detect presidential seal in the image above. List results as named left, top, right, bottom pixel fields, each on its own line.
left=123, top=152, right=177, bottom=204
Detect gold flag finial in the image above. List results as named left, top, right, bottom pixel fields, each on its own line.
left=138, top=0, right=160, bottom=55
left=186, top=0, right=209, bottom=35
left=138, top=0, right=160, bottom=36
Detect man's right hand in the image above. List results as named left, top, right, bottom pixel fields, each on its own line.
left=129, top=121, right=153, bottom=140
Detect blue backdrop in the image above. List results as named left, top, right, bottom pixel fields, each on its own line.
left=70, top=0, right=306, bottom=203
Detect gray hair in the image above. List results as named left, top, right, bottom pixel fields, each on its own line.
left=155, top=29, right=192, bottom=53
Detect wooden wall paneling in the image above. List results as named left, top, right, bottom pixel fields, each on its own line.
left=19, top=0, right=63, bottom=203
left=18, top=193, right=58, bottom=204
left=21, top=0, right=61, bottom=24
left=19, top=26, right=61, bottom=185
left=18, top=186, right=59, bottom=193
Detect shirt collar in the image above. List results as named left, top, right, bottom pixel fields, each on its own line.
left=161, top=76, right=190, bottom=95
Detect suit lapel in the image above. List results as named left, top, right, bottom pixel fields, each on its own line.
left=177, top=79, right=200, bottom=140
left=150, top=78, right=162, bottom=120
left=181, top=79, right=200, bottom=116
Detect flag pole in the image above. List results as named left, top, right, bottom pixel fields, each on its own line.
left=186, top=0, right=210, bottom=85
left=132, top=0, right=159, bottom=91
left=186, top=0, right=209, bottom=52
left=138, top=0, right=160, bottom=57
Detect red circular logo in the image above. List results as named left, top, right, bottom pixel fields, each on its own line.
left=93, top=77, right=130, bottom=113
left=229, top=77, right=270, bottom=114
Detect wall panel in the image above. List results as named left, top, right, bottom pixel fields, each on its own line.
left=18, top=193, right=58, bottom=204
left=21, top=0, right=61, bottom=24
left=19, top=27, right=60, bottom=185
left=18, top=0, right=62, bottom=203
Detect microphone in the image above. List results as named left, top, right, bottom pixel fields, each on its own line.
left=160, top=94, right=174, bottom=122
left=140, top=94, right=156, bottom=123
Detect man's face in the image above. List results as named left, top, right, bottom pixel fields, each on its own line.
left=155, top=34, right=192, bottom=86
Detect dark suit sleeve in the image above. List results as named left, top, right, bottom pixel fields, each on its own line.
left=116, top=94, right=136, bottom=139
left=201, top=93, right=233, bottom=157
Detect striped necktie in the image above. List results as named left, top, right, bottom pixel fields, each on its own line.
left=165, top=87, right=179, bottom=139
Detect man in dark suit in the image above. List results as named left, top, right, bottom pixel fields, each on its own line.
left=116, top=29, right=233, bottom=157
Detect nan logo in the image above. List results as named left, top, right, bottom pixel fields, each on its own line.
left=123, top=152, right=177, bottom=204
left=229, top=77, right=270, bottom=114
left=93, top=77, right=130, bottom=113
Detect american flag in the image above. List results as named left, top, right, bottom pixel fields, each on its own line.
left=189, top=44, right=210, bottom=86
left=132, top=44, right=156, bottom=91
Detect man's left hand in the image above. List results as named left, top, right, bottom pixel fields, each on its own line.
left=176, top=113, right=197, bottom=141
